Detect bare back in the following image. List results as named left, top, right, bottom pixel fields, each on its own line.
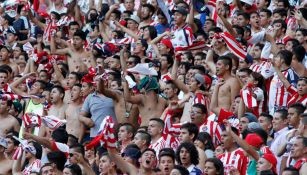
left=0, top=158, right=12, bottom=174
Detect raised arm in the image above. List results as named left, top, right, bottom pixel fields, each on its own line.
left=28, top=11, right=46, bottom=30
left=98, top=78, right=120, bottom=102
left=50, top=33, right=70, bottom=55
left=205, top=50, right=216, bottom=75
left=107, top=148, right=139, bottom=174
left=10, top=72, right=36, bottom=96
left=114, top=21, right=139, bottom=40
left=122, top=80, right=143, bottom=104
left=23, top=132, right=53, bottom=150
left=187, top=4, right=198, bottom=32
left=225, top=120, right=260, bottom=160
left=50, top=58, right=66, bottom=87
left=217, top=8, right=237, bottom=37
left=170, top=56, right=189, bottom=94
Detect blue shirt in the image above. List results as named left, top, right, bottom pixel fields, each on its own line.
left=81, top=92, right=116, bottom=137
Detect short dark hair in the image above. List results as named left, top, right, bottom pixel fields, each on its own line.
left=260, top=8, right=272, bottom=17
left=192, top=103, right=207, bottom=115
left=149, top=118, right=165, bottom=129
left=289, top=103, right=306, bottom=116
left=51, top=85, right=65, bottom=99
left=180, top=123, right=199, bottom=141
left=136, top=130, right=151, bottom=146
left=176, top=142, right=199, bottom=165
left=70, top=143, right=85, bottom=156
left=293, top=46, right=306, bottom=62
left=172, top=165, right=189, bottom=175
left=159, top=151, right=175, bottom=162
left=237, top=11, right=250, bottom=20
left=296, top=136, right=307, bottom=147
left=142, top=4, right=155, bottom=14
left=275, top=109, right=288, bottom=120
left=277, top=50, right=293, bottom=66
left=218, top=55, right=232, bottom=71
left=47, top=151, right=67, bottom=171
left=73, top=29, right=86, bottom=41
left=273, top=8, right=287, bottom=18
left=239, top=68, right=252, bottom=75
left=273, top=19, right=287, bottom=31
left=64, top=164, right=82, bottom=175
left=52, top=127, right=68, bottom=144
left=141, top=148, right=156, bottom=156
left=260, top=112, right=273, bottom=122
left=142, top=25, right=157, bottom=40
left=120, top=123, right=135, bottom=137
left=69, top=21, right=80, bottom=28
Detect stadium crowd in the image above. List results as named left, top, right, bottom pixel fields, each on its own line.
left=0, top=0, right=306, bottom=174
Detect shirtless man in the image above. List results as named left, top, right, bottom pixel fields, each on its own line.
left=99, top=77, right=139, bottom=125
left=65, top=84, right=83, bottom=141
left=50, top=29, right=95, bottom=73
left=214, top=56, right=241, bottom=111
left=0, top=69, right=10, bottom=92
left=0, top=45, right=18, bottom=77
left=0, top=137, right=13, bottom=174
left=120, top=48, right=166, bottom=126
left=0, top=99, right=20, bottom=137
left=48, top=85, right=67, bottom=119
left=122, top=76, right=167, bottom=126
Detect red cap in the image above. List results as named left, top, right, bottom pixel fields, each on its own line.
left=204, top=75, right=212, bottom=87
left=262, top=154, right=277, bottom=174
left=160, top=39, right=173, bottom=49
left=245, top=133, right=263, bottom=148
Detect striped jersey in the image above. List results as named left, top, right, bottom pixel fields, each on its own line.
left=287, top=85, right=307, bottom=106
left=149, top=134, right=179, bottom=156
left=171, top=24, right=194, bottom=49
left=218, top=148, right=248, bottom=175
left=199, top=120, right=222, bottom=146
left=269, top=67, right=299, bottom=114
left=22, top=159, right=41, bottom=175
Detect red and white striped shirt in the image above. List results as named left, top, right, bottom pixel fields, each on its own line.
left=171, top=24, right=194, bottom=50
left=269, top=68, right=299, bottom=114
left=22, top=159, right=41, bottom=175
left=149, top=134, right=179, bottom=156
left=218, top=148, right=248, bottom=175
left=287, top=85, right=307, bottom=107
left=199, top=120, right=222, bottom=146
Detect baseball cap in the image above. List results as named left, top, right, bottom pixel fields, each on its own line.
left=125, top=15, right=141, bottom=24
left=172, top=7, right=188, bottom=16
left=243, top=112, right=258, bottom=123
left=7, top=26, right=17, bottom=35
left=0, top=137, right=8, bottom=148
left=245, top=133, right=263, bottom=148
left=121, top=147, right=141, bottom=161
left=160, top=39, right=173, bottom=50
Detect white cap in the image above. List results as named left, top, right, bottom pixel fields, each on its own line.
left=126, top=15, right=141, bottom=24
left=241, top=0, right=253, bottom=5
left=0, top=137, right=7, bottom=148
left=127, top=63, right=158, bottom=76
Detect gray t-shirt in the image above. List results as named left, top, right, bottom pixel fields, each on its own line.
left=81, top=92, right=116, bottom=137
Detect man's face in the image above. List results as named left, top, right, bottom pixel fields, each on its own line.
left=140, top=150, right=156, bottom=169
left=108, top=58, right=120, bottom=69
left=41, top=165, right=54, bottom=175
left=297, top=80, right=307, bottom=96
left=237, top=15, right=248, bottom=27
left=29, top=82, right=42, bottom=95
left=70, top=86, right=82, bottom=102
left=5, top=138, right=15, bottom=153
left=124, top=0, right=134, bottom=11
left=67, top=74, right=78, bottom=88
left=118, top=126, right=130, bottom=142
left=272, top=112, right=287, bottom=132
left=221, top=131, right=233, bottom=150
left=237, top=71, right=249, bottom=85
left=141, top=7, right=151, bottom=19
left=69, top=25, right=79, bottom=37
left=216, top=60, right=228, bottom=76
left=68, top=150, right=79, bottom=164
left=259, top=116, right=272, bottom=132
left=164, top=84, right=176, bottom=99
left=99, top=155, right=113, bottom=174
left=0, top=72, right=8, bottom=88
left=231, top=97, right=241, bottom=113
left=50, top=88, right=63, bottom=104
left=290, top=138, right=307, bottom=160
left=127, top=20, right=138, bottom=30
left=0, top=48, right=9, bottom=61
left=259, top=12, right=270, bottom=27
left=133, top=40, right=145, bottom=55
left=295, top=31, right=305, bottom=44
left=203, top=21, right=214, bottom=32
left=273, top=13, right=282, bottom=21
left=288, top=108, right=300, bottom=127
left=250, top=13, right=260, bottom=28
left=239, top=117, right=249, bottom=133
left=179, top=128, right=192, bottom=143
left=173, top=12, right=185, bottom=26
left=72, top=36, right=84, bottom=49
left=188, top=77, right=199, bottom=93
left=251, top=45, right=262, bottom=59
left=190, top=107, right=205, bottom=126
left=179, top=147, right=191, bottom=166
left=81, top=82, right=93, bottom=97
left=39, top=71, right=49, bottom=82
left=159, top=155, right=174, bottom=175
left=132, top=133, right=145, bottom=149
left=148, top=120, right=162, bottom=137
left=6, top=33, right=16, bottom=43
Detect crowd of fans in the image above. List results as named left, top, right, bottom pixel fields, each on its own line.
left=0, top=0, right=306, bottom=174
